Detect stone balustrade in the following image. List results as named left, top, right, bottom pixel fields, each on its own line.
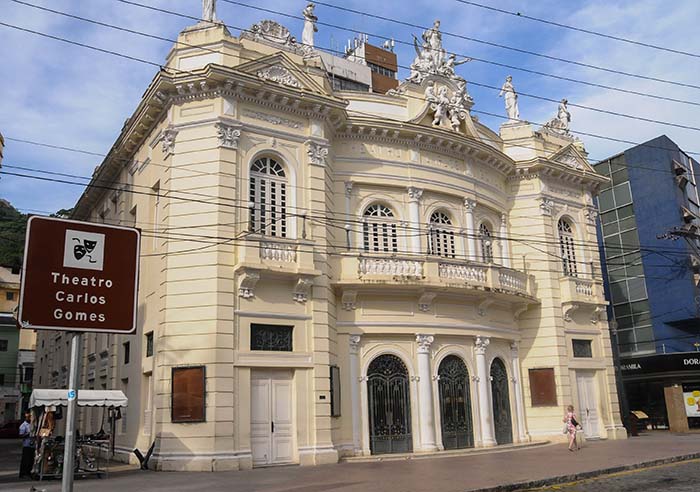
left=359, top=257, right=424, bottom=278
left=438, top=262, right=488, bottom=283
left=260, top=241, right=297, bottom=263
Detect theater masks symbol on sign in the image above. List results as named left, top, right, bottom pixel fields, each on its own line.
left=63, top=229, right=105, bottom=271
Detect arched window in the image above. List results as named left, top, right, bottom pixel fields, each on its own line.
left=558, top=218, right=578, bottom=276
left=363, top=204, right=398, bottom=253
left=428, top=211, right=455, bottom=258
left=249, top=157, right=287, bottom=237
left=479, top=223, right=493, bottom=263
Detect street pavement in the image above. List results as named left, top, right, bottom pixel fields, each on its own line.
left=529, top=459, right=700, bottom=491
left=0, top=432, right=698, bottom=492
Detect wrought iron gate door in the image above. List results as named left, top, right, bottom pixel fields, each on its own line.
left=367, top=354, right=412, bottom=454
left=438, top=355, right=474, bottom=449
left=490, top=358, right=513, bottom=445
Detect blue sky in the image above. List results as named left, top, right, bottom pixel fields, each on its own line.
left=1, top=0, right=699, bottom=214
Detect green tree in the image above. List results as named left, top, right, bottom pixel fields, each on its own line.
left=0, top=199, right=27, bottom=269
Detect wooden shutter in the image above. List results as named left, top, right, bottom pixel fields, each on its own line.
left=172, top=366, right=206, bottom=422
left=528, top=368, right=557, bottom=407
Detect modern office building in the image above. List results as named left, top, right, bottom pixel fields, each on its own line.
left=595, top=135, right=700, bottom=425
left=34, top=7, right=625, bottom=472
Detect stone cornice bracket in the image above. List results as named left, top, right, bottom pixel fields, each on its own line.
left=540, top=197, right=555, bottom=216
left=293, top=277, right=313, bottom=303
left=342, top=290, right=358, bottom=311
left=418, top=292, right=437, bottom=312
left=407, top=186, right=424, bottom=202
left=477, top=298, right=495, bottom=317
left=256, top=65, right=302, bottom=89
left=416, top=334, right=435, bottom=354
left=215, top=122, right=241, bottom=149
left=562, top=303, right=579, bottom=322
left=306, top=140, right=329, bottom=167
left=349, top=334, right=362, bottom=355
left=464, top=198, right=477, bottom=211
left=513, top=302, right=529, bottom=321
left=474, top=336, right=490, bottom=355
left=153, top=90, right=169, bottom=105
left=591, top=305, right=605, bottom=325
left=161, top=126, right=178, bottom=156
left=238, top=271, right=260, bottom=299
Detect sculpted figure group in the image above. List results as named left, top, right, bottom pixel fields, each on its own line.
left=408, top=20, right=471, bottom=83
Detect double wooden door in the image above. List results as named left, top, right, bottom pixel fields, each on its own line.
left=251, top=370, right=295, bottom=466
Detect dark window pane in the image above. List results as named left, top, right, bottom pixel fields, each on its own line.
left=601, top=210, right=617, bottom=225
left=146, top=332, right=154, bottom=357
left=123, top=342, right=130, bottom=364
left=598, top=189, right=615, bottom=212
left=330, top=365, right=341, bottom=417
left=172, top=366, right=205, bottom=423
left=251, top=324, right=293, bottom=351
left=594, top=161, right=611, bottom=176
left=529, top=368, right=557, bottom=406
left=572, top=339, right=593, bottom=358
left=617, top=204, right=635, bottom=219
left=602, top=221, right=619, bottom=237
left=611, top=167, right=629, bottom=185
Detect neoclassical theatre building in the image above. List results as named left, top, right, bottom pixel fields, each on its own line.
left=34, top=7, right=626, bottom=471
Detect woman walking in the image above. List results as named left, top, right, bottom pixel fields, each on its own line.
left=563, top=405, right=580, bottom=451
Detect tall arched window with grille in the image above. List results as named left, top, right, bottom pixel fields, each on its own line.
left=558, top=218, right=578, bottom=276
left=428, top=211, right=455, bottom=258
left=249, top=157, right=287, bottom=237
left=479, top=222, right=493, bottom=263
left=363, top=204, right=398, bottom=253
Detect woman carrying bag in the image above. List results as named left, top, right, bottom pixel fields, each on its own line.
left=563, top=405, right=581, bottom=451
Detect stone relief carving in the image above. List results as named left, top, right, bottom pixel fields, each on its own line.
left=241, top=20, right=313, bottom=56
left=215, top=122, right=241, bottom=149
left=540, top=197, right=554, bottom=216
left=256, top=65, right=302, bottom=88
left=557, top=150, right=585, bottom=170
left=238, top=271, right=260, bottom=299
left=424, top=80, right=473, bottom=131
left=293, top=277, right=313, bottom=303
left=161, top=126, right=178, bottom=155
left=417, top=292, right=437, bottom=312
left=342, top=290, right=357, bottom=311
left=243, top=110, right=301, bottom=129
left=306, top=140, right=329, bottom=166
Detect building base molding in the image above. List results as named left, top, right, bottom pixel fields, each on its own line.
left=150, top=450, right=254, bottom=472
left=297, top=445, right=339, bottom=466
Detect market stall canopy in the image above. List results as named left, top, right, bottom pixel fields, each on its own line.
left=30, top=389, right=128, bottom=408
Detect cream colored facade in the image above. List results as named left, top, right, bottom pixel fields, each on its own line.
left=34, top=18, right=625, bottom=471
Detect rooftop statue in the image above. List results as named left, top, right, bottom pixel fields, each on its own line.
left=202, top=0, right=217, bottom=22
left=301, top=3, right=318, bottom=48
left=543, top=98, right=571, bottom=136
left=498, top=75, right=520, bottom=122
left=407, top=19, right=471, bottom=84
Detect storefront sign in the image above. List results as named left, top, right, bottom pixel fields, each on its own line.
left=620, top=353, right=700, bottom=376
left=18, top=216, right=140, bottom=334
left=684, top=391, right=700, bottom=417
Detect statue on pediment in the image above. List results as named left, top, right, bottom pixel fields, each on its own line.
left=498, top=75, right=520, bottom=121
left=406, top=19, right=470, bottom=84
left=425, top=80, right=473, bottom=131
left=543, top=98, right=571, bottom=135
left=301, top=3, right=318, bottom=48
left=202, top=0, right=217, bottom=22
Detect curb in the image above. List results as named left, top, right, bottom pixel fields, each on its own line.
left=467, top=452, right=700, bottom=491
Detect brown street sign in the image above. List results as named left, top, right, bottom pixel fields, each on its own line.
left=18, top=216, right=140, bottom=334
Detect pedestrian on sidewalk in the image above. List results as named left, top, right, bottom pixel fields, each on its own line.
left=563, top=405, right=580, bottom=452
left=18, top=410, right=34, bottom=478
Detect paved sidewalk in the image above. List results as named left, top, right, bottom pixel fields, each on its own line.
left=1, top=432, right=699, bottom=492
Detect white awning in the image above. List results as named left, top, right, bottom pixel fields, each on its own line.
left=30, top=389, right=128, bottom=408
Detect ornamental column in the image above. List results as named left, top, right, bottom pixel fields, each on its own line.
left=464, top=198, right=478, bottom=261
left=344, top=181, right=354, bottom=250
left=500, top=213, right=511, bottom=268
left=349, top=335, right=362, bottom=453
left=510, top=341, right=528, bottom=442
left=475, top=336, right=496, bottom=446
left=407, top=187, right=424, bottom=255
left=416, top=334, right=438, bottom=451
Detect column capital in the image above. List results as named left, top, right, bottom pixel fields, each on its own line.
left=474, top=336, right=490, bottom=355
left=510, top=341, right=519, bottom=356
left=416, top=334, right=435, bottom=354
left=501, top=213, right=508, bottom=225
left=349, top=334, right=362, bottom=354
left=464, top=198, right=477, bottom=211
left=407, top=186, right=424, bottom=202
left=344, top=180, right=354, bottom=197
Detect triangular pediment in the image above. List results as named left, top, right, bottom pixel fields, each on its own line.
left=236, top=53, right=326, bottom=95
left=549, top=144, right=594, bottom=173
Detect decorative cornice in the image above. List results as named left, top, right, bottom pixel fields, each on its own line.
left=257, top=65, right=302, bottom=88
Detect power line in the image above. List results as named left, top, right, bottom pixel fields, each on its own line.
left=452, top=0, right=700, bottom=60
left=5, top=7, right=700, bottom=158
left=305, top=0, right=700, bottom=91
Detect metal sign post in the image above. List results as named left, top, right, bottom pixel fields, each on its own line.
left=62, top=332, right=82, bottom=492
left=18, top=216, right=140, bottom=492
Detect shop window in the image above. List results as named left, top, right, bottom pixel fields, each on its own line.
left=145, top=332, right=154, bottom=357
left=171, top=366, right=206, bottom=423
left=330, top=365, right=341, bottom=417
left=572, top=339, right=593, bottom=358
left=529, top=368, right=557, bottom=406
left=250, top=324, right=293, bottom=351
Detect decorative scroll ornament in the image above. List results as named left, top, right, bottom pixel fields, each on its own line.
left=424, top=80, right=473, bottom=131
left=161, top=126, right=178, bottom=155
left=540, top=197, right=554, bottom=216
left=241, top=20, right=313, bottom=56
left=215, top=123, right=241, bottom=149
left=238, top=271, right=260, bottom=299
left=256, top=65, right=302, bottom=88
left=342, top=290, right=357, bottom=311
left=306, top=141, right=329, bottom=166
left=416, top=334, right=434, bottom=353
left=293, top=277, right=313, bottom=303
left=474, top=336, right=490, bottom=355
left=407, top=186, right=424, bottom=202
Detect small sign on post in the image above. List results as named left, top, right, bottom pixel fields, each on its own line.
left=18, top=216, right=140, bottom=492
left=18, top=216, right=140, bottom=334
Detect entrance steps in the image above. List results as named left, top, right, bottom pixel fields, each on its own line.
left=340, top=440, right=550, bottom=463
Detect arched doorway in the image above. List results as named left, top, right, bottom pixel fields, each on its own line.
left=367, top=354, right=412, bottom=454
left=490, top=358, right=513, bottom=445
left=438, top=355, right=474, bottom=449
